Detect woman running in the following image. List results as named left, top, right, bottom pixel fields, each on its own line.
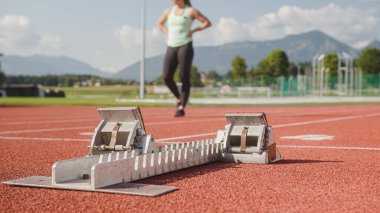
left=157, top=0, right=211, bottom=117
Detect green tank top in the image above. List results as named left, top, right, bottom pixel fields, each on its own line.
left=167, top=5, right=193, bottom=47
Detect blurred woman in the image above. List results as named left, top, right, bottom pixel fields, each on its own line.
left=157, top=0, right=211, bottom=117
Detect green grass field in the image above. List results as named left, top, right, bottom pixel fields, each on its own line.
left=0, top=85, right=203, bottom=106
left=1, top=97, right=379, bottom=107
left=1, top=85, right=379, bottom=107
left=48, top=85, right=206, bottom=99
left=0, top=97, right=175, bottom=106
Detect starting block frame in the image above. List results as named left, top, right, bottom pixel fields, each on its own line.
left=2, top=176, right=177, bottom=197
left=2, top=107, right=281, bottom=197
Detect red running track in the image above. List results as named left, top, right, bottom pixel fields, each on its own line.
left=1, top=104, right=380, bottom=212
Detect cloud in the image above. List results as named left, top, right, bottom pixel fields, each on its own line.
left=38, top=34, right=62, bottom=50
left=0, top=15, right=62, bottom=54
left=196, top=3, right=379, bottom=48
left=99, top=66, right=118, bottom=73
left=114, top=25, right=165, bottom=59
left=114, top=3, right=379, bottom=57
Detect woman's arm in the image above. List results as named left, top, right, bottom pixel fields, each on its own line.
left=157, top=8, right=172, bottom=35
left=189, top=8, right=212, bottom=37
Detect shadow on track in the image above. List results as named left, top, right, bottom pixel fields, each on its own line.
left=136, top=162, right=237, bottom=185
left=272, top=159, right=343, bottom=165
left=137, top=159, right=343, bottom=185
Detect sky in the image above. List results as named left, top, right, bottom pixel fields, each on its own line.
left=1, top=0, right=380, bottom=73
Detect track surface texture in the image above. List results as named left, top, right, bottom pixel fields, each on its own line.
left=1, top=104, right=380, bottom=212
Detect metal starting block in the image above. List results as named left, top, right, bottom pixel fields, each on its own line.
left=3, top=107, right=281, bottom=197
left=89, top=107, right=158, bottom=155
left=217, top=113, right=281, bottom=164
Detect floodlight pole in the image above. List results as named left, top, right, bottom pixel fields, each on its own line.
left=0, top=53, right=3, bottom=72
left=139, top=0, right=146, bottom=99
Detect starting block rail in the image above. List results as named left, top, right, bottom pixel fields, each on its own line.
left=3, top=107, right=281, bottom=196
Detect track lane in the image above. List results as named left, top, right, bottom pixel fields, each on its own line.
left=1, top=105, right=380, bottom=212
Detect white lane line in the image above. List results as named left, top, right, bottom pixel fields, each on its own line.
left=156, top=112, right=380, bottom=142
left=0, top=115, right=97, bottom=122
left=2, top=104, right=380, bottom=121
left=272, top=112, right=380, bottom=128
left=281, top=135, right=335, bottom=141
left=280, top=108, right=373, bottom=117
left=0, top=136, right=89, bottom=142
left=80, top=132, right=94, bottom=136
left=0, top=118, right=225, bottom=135
left=2, top=107, right=377, bottom=127
left=0, top=126, right=92, bottom=135
left=2, top=119, right=98, bottom=126
left=278, top=145, right=380, bottom=151
left=1, top=135, right=378, bottom=151
left=1, top=116, right=224, bottom=127
left=2, top=112, right=380, bottom=143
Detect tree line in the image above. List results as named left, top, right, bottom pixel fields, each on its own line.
left=204, top=47, right=380, bottom=86
left=201, top=49, right=309, bottom=86
left=1, top=47, right=379, bottom=88
left=0, top=74, right=138, bottom=87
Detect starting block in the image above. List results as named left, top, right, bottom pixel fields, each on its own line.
left=3, top=107, right=281, bottom=196
left=89, top=107, right=158, bottom=155
left=216, top=113, right=281, bottom=164
left=218, top=113, right=281, bottom=164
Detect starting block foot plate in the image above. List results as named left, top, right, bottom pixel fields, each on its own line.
left=2, top=176, right=177, bottom=197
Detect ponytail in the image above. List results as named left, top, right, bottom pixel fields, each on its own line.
left=185, top=0, right=192, bottom=6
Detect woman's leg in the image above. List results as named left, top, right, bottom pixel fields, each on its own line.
left=163, top=46, right=181, bottom=99
left=177, top=42, right=194, bottom=107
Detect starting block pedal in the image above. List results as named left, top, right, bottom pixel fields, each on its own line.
left=2, top=107, right=281, bottom=196
left=89, top=107, right=158, bottom=155
left=217, top=113, right=281, bottom=164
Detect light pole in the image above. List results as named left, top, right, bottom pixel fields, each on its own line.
left=0, top=53, right=3, bottom=72
left=0, top=53, right=4, bottom=88
left=140, top=0, right=146, bottom=99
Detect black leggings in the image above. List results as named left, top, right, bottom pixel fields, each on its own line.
left=163, top=42, right=194, bottom=107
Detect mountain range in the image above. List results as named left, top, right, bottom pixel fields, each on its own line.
left=1, top=55, right=109, bottom=78
left=1, top=30, right=379, bottom=81
left=366, top=40, right=380, bottom=49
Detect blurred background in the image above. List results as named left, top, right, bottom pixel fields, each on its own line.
left=0, top=0, right=379, bottom=103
